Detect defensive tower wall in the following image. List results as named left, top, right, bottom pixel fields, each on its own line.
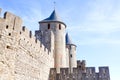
left=36, top=13, right=67, bottom=73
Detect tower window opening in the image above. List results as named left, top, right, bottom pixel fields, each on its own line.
left=9, top=33, right=11, bottom=36
left=6, top=45, right=10, bottom=49
left=70, top=54, right=72, bottom=58
left=79, top=66, right=81, bottom=69
left=59, top=24, right=61, bottom=30
left=48, top=24, right=50, bottom=29
left=6, top=25, right=9, bottom=29
left=22, top=26, right=25, bottom=31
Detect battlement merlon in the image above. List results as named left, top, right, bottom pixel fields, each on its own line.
left=0, top=10, right=22, bottom=33
left=0, top=8, right=54, bottom=57
left=99, top=66, right=110, bottom=79
left=77, top=60, right=86, bottom=71
left=49, top=66, right=110, bottom=80
left=5, top=11, right=22, bottom=31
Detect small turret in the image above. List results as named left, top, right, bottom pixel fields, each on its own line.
left=66, top=33, right=77, bottom=73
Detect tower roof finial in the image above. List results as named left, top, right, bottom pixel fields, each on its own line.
left=54, top=1, right=56, bottom=10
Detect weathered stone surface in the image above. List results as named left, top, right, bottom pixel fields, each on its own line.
left=49, top=61, right=110, bottom=80
left=0, top=9, right=54, bottom=80
left=0, top=8, right=110, bottom=80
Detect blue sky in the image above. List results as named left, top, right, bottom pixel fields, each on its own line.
left=0, top=0, right=120, bottom=80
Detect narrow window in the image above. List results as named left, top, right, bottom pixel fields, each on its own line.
left=29, top=31, right=32, bottom=38
left=79, top=66, right=81, bottom=68
left=35, top=38, right=37, bottom=43
left=22, top=26, right=25, bottom=31
left=20, top=31, right=21, bottom=34
left=48, top=24, right=50, bottom=29
left=6, top=25, right=8, bottom=29
left=6, top=45, right=10, bottom=49
left=59, top=24, right=61, bottom=30
left=8, top=33, right=11, bottom=36
left=70, top=54, right=72, bottom=58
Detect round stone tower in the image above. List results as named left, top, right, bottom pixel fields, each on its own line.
left=37, top=10, right=67, bottom=73
left=66, top=33, right=77, bottom=73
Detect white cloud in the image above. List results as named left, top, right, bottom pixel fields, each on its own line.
left=81, top=0, right=120, bottom=32
left=66, top=0, right=120, bottom=47
left=79, top=37, right=120, bottom=45
left=21, top=8, right=43, bottom=30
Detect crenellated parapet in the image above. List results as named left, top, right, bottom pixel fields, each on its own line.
left=49, top=61, right=110, bottom=80
left=0, top=8, right=54, bottom=80
left=0, top=9, right=54, bottom=57
left=0, top=9, right=54, bottom=55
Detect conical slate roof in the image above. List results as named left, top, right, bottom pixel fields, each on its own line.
left=39, top=10, right=66, bottom=27
left=43, top=10, right=61, bottom=21
left=40, top=10, right=62, bottom=22
left=66, top=33, right=72, bottom=45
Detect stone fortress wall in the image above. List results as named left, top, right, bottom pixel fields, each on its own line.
left=49, top=60, right=110, bottom=80
left=0, top=8, right=110, bottom=80
left=0, top=8, right=54, bottom=80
